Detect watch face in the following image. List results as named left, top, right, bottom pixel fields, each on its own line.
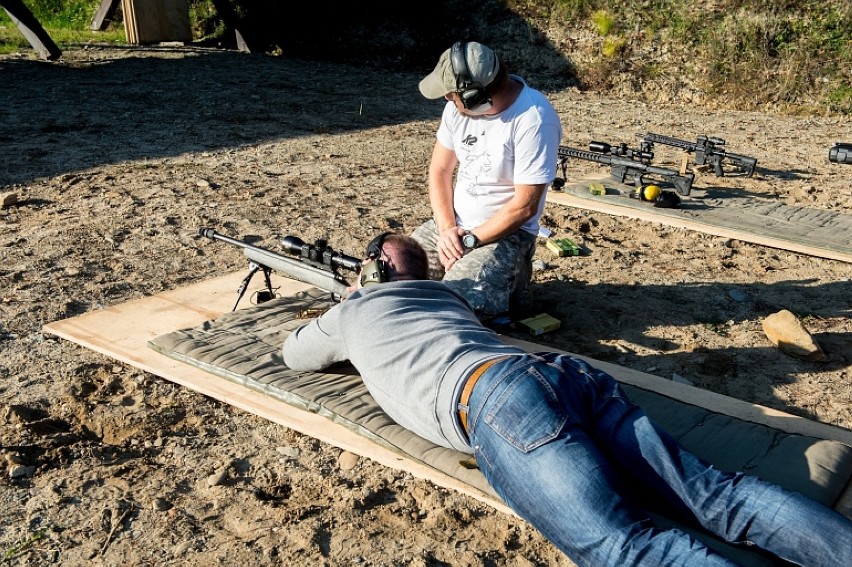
left=463, top=233, right=477, bottom=248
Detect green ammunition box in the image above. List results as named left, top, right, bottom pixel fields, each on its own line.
left=588, top=182, right=607, bottom=196
left=546, top=238, right=581, bottom=257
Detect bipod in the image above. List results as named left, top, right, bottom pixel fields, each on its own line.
left=233, top=261, right=276, bottom=311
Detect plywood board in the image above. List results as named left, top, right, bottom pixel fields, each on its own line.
left=44, top=271, right=852, bottom=446
left=41, top=271, right=852, bottom=525
left=121, top=0, right=191, bottom=44
left=547, top=175, right=852, bottom=263
left=43, top=272, right=517, bottom=514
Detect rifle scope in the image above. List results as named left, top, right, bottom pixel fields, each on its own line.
left=589, top=141, right=654, bottom=162
left=829, top=143, right=852, bottom=164
left=281, top=236, right=362, bottom=273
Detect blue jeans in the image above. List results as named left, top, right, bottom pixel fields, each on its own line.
left=465, top=353, right=852, bottom=566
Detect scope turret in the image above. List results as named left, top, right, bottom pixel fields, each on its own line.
left=281, top=236, right=362, bottom=272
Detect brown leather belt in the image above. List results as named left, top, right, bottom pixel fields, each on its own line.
left=458, top=357, right=508, bottom=436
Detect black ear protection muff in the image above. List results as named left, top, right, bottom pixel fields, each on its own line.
left=360, top=232, right=392, bottom=287
left=450, top=41, right=493, bottom=113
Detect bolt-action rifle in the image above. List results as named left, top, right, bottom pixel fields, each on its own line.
left=554, top=143, right=695, bottom=196
left=198, top=227, right=361, bottom=309
left=639, top=132, right=757, bottom=177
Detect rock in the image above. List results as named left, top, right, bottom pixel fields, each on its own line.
left=276, top=445, right=301, bottom=459
left=1, top=192, right=17, bottom=208
left=728, top=289, right=750, bottom=302
left=762, top=310, right=826, bottom=361
left=337, top=451, right=359, bottom=470
left=207, top=469, right=229, bottom=487
left=9, top=464, right=28, bottom=478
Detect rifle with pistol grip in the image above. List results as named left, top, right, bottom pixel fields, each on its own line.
left=554, top=143, right=695, bottom=196
left=639, top=132, right=758, bottom=177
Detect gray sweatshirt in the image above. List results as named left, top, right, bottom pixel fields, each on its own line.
left=281, top=280, right=526, bottom=453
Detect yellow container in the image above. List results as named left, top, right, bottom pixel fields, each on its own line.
left=518, top=313, right=561, bottom=336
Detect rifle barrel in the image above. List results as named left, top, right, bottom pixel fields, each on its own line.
left=198, top=228, right=352, bottom=298
left=643, top=132, right=697, bottom=151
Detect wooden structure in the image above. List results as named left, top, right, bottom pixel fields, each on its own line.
left=91, top=0, right=120, bottom=31
left=120, top=0, right=191, bottom=44
left=91, top=0, right=258, bottom=52
left=0, top=0, right=61, bottom=60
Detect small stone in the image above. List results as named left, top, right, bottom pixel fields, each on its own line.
left=762, top=310, right=826, bottom=361
left=9, top=464, right=28, bottom=478
left=728, top=289, right=750, bottom=302
left=276, top=446, right=301, bottom=459
left=337, top=451, right=359, bottom=470
left=207, top=469, right=228, bottom=487
left=1, top=192, right=18, bottom=208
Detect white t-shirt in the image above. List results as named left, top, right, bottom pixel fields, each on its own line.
left=436, top=77, right=562, bottom=235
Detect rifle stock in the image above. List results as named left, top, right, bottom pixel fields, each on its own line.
left=199, top=228, right=356, bottom=306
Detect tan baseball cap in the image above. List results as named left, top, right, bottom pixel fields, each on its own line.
left=418, top=42, right=500, bottom=99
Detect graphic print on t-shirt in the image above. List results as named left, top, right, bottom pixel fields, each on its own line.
left=457, top=131, right=491, bottom=197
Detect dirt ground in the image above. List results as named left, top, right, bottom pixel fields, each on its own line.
left=1, top=46, right=850, bottom=566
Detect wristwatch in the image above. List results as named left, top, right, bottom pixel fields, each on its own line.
left=462, top=231, right=480, bottom=250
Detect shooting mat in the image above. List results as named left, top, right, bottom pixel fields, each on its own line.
left=547, top=175, right=852, bottom=263
left=43, top=273, right=852, bottom=566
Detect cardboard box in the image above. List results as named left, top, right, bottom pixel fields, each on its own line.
left=546, top=238, right=581, bottom=257
left=518, top=313, right=561, bottom=336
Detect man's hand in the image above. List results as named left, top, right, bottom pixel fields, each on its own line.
left=437, top=226, right=466, bottom=270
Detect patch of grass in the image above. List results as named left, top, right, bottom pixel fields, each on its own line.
left=2, top=526, right=53, bottom=563
left=601, top=36, right=625, bottom=58
left=551, top=0, right=597, bottom=21
left=0, top=0, right=124, bottom=53
left=590, top=9, right=614, bottom=36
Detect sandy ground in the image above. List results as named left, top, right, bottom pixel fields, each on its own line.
left=1, top=46, right=850, bottom=565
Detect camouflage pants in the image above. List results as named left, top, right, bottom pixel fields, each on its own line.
left=410, top=219, right=537, bottom=318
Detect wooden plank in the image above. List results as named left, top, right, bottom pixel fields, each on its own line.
left=121, top=0, right=190, bottom=45
left=0, top=0, right=62, bottom=60
left=120, top=0, right=135, bottom=43
left=547, top=175, right=852, bottom=264
left=91, top=0, right=120, bottom=31
left=42, top=273, right=516, bottom=516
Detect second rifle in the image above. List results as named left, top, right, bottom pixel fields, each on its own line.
left=555, top=143, right=695, bottom=196
left=640, top=132, right=758, bottom=177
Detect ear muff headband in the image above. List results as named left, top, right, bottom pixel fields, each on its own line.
left=360, top=232, right=392, bottom=287
left=450, top=41, right=493, bottom=113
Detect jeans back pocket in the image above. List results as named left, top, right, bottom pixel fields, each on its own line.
left=483, top=366, right=567, bottom=452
